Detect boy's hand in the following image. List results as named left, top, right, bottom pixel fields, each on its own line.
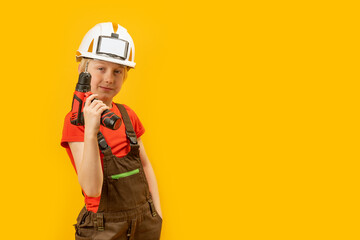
left=83, top=94, right=109, bottom=135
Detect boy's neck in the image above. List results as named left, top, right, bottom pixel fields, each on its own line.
left=100, top=99, right=112, bottom=108
left=105, top=101, right=113, bottom=108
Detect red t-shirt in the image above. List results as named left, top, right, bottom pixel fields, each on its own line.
left=61, top=102, right=145, bottom=213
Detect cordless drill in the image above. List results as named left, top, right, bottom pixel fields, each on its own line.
left=70, top=62, right=121, bottom=130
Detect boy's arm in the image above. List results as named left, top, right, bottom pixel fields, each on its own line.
left=69, top=137, right=103, bottom=197
left=68, top=94, right=108, bottom=198
left=138, top=138, right=163, bottom=218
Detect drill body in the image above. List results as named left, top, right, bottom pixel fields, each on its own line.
left=70, top=70, right=121, bottom=130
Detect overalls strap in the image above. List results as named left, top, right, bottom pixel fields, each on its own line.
left=97, top=131, right=113, bottom=156
left=115, top=103, right=138, bottom=146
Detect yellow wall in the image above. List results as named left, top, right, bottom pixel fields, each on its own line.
left=0, top=0, right=358, bottom=239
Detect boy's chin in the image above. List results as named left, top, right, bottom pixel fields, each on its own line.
left=94, top=94, right=112, bottom=102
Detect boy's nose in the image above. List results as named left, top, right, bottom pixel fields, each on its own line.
left=104, top=72, right=114, bottom=84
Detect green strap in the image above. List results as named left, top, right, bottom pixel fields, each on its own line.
left=111, top=169, right=140, bottom=179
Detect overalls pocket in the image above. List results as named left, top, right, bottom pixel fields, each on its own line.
left=155, top=209, right=163, bottom=222
left=75, top=235, right=92, bottom=240
left=75, top=223, right=93, bottom=239
left=152, top=208, right=163, bottom=224
left=148, top=199, right=163, bottom=223
left=107, top=168, right=148, bottom=211
left=74, top=208, right=94, bottom=239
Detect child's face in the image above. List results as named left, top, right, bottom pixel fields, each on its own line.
left=87, top=59, right=126, bottom=103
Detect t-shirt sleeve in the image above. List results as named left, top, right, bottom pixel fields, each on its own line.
left=61, top=112, right=85, bottom=148
left=123, top=104, right=145, bottom=138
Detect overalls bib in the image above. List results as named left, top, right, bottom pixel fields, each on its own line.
left=74, top=104, right=162, bottom=240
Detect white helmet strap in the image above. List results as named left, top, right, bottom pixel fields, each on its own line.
left=96, top=34, right=129, bottom=60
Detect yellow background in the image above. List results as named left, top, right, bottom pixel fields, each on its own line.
left=0, top=0, right=359, bottom=239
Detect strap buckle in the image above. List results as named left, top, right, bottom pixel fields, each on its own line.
left=94, top=213, right=104, bottom=231
left=148, top=199, right=157, bottom=217
left=97, top=132, right=109, bottom=151
left=126, top=131, right=138, bottom=145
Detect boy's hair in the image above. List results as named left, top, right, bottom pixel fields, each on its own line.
left=78, top=58, right=128, bottom=82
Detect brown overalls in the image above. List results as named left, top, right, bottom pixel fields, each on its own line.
left=74, top=104, right=162, bottom=240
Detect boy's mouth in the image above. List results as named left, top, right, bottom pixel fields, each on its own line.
left=99, top=86, right=113, bottom=90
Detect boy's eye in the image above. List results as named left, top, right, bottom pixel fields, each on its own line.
left=114, top=70, right=122, bottom=74
left=97, top=67, right=104, bottom=71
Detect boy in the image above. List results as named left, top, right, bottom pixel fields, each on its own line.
left=61, top=22, right=162, bottom=240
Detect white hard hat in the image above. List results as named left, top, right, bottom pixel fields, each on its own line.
left=76, top=22, right=136, bottom=68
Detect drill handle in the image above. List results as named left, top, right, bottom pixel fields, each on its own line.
left=70, top=91, right=85, bottom=125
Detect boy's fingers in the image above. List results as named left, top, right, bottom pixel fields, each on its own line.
left=85, top=94, right=98, bottom=105
left=86, top=94, right=98, bottom=101
left=94, top=102, right=107, bottom=111
left=96, top=105, right=109, bottom=114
